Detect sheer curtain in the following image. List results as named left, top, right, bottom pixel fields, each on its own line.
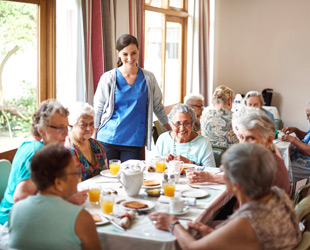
left=186, top=0, right=210, bottom=106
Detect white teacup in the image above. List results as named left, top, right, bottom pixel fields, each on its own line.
left=170, top=197, right=184, bottom=213
left=168, top=160, right=184, bottom=174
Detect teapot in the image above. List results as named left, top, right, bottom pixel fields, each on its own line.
left=117, top=165, right=143, bottom=197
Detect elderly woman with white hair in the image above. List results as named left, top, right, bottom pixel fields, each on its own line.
left=150, top=143, right=301, bottom=250
left=201, top=85, right=238, bottom=147
left=156, top=104, right=215, bottom=167
left=65, top=102, right=108, bottom=180
left=189, top=107, right=290, bottom=194
left=184, top=93, right=204, bottom=133
left=244, top=90, right=275, bottom=124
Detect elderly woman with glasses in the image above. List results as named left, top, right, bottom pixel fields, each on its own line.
left=150, top=143, right=301, bottom=250
left=189, top=107, right=290, bottom=194
left=156, top=104, right=215, bottom=167
left=65, top=102, right=108, bottom=181
left=8, top=144, right=101, bottom=250
left=201, top=85, right=238, bottom=147
left=184, top=93, right=204, bottom=133
left=0, top=100, right=88, bottom=227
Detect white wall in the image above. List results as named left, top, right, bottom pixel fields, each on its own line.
left=213, top=0, right=310, bottom=131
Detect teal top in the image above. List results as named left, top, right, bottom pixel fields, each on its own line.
left=9, top=195, right=83, bottom=250
left=0, top=140, right=44, bottom=225
left=156, top=131, right=216, bottom=168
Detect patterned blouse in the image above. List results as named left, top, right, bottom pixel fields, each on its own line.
left=219, top=187, right=301, bottom=250
left=201, top=108, right=238, bottom=147
left=290, top=128, right=310, bottom=168
left=65, top=138, right=107, bottom=181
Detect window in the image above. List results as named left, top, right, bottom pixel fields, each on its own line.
left=0, top=0, right=55, bottom=154
left=144, top=0, right=188, bottom=106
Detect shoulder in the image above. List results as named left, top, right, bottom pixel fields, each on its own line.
left=97, top=69, right=117, bottom=85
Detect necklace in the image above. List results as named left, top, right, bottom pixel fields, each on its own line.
left=71, top=137, right=96, bottom=165
left=172, top=133, right=192, bottom=159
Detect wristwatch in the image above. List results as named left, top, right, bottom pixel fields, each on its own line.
left=169, top=221, right=180, bottom=235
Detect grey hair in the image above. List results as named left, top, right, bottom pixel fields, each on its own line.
left=168, top=104, right=197, bottom=127
left=212, top=85, right=235, bottom=106
left=232, top=106, right=275, bottom=140
left=221, top=143, right=276, bottom=200
left=244, top=91, right=265, bottom=106
left=184, top=94, right=204, bottom=105
left=68, top=102, right=94, bottom=126
left=31, top=99, right=69, bottom=138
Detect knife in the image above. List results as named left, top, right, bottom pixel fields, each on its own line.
left=102, top=215, right=125, bottom=232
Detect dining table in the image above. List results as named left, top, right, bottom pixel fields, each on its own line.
left=79, top=160, right=231, bottom=250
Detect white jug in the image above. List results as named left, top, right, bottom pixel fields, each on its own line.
left=117, top=165, right=143, bottom=197
left=167, top=160, right=184, bottom=174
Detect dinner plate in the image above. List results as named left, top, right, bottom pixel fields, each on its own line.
left=120, top=199, right=155, bottom=211
left=100, top=169, right=118, bottom=178
left=168, top=206, right=190, bottom=215
left=188, top=183, right=223, bottom=190
left=93, top=214, right=110, bottom=226
left=142, top=184, right=161, bottom=189
left=181, top=189, right=209, bottom=198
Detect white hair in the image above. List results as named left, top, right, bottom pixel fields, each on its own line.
left=244, top=91, right=265, bottom=106
left=68, top=102, right=94, bottom=126
left=184, top=94, right=204, bottom=105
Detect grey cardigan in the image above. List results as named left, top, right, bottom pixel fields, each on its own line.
left=93, top=68, right=168, bottom=151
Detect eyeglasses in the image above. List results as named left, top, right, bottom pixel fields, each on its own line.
left=46, top=125, right=69, bottom=133
left=190, top=104, right=204, bottom=110
left=77, top=122, right=94, bottom=129
left=172, top=121, right=192, bottom=128
left=64, top=168, right=82, bottom=177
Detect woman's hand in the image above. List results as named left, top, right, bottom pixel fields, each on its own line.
left=148, top=212, right=178, bottom=231
left=281, top=127, right=297, bottom=135
left=187, top=171, right=211, bottom=183
left=281, top=134, right=296, bottom=143
left=68, top=190, right=89, bottom=205
left=165, top=153, right=175, bottom=162
left=174, top=155, right=192, bottom=164
left=187, top=221, right=214, bottom=237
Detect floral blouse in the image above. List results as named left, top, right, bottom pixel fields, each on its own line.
left=66, top=138, right=107, bottom=181
left=201, top=108, right=238, bottom=147
left=290, top=128, right=310, bottom=168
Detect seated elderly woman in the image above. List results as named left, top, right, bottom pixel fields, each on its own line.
left=281, top=101, right=310, bottom=181
left=156, top=104, right=215, bottom=167
left=184, top=93, right=204, bottom=133
left=150, top=143, right=301, bottom=250
left=201, top=85, right=238, bottom=147
left=65, top=102, right=108, bottom=180
left=0, top=100, right=88, bottom=227
left=190, top=107, right=290, bottom=194
left=243, top=90, right=276, bottom=124
left=8, top=143, right=101, bottom=250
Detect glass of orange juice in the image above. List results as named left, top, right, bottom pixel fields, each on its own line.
left=163, top=183, right=175, bottom=197
left=101, top=194, right=114, bottom=214
left=155, top=157, right=166, bottom=173
left=109, top=159, right=121, bottom=175
left=88, top=184, right=101, bottom=204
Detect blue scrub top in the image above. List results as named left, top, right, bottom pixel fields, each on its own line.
left=97, top=68, right=148, bottom=147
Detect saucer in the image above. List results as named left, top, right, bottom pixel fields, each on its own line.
left=168, top=207, right=189, bottom=215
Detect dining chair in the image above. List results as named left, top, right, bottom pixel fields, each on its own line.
left=294, top=196, right=310, bottom=250
left=212, top=146, right=228, bottom=168
left=294, top=231, right=310, bottom=250
left=294, top=184, right=310, bottom=205
left=0, top=159, right=12, bottom=201
left=152, top=120, right=167, bottom=144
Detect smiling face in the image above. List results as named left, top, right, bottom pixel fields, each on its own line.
left=71, top=114, right=94, bottom=141
left=38, top=112, right=69, bottom=145
left=246, top=96, right=262, bottom=109
left=117, top=43, right=139, bottom=69
left=171, top=112, right=193, bottom=142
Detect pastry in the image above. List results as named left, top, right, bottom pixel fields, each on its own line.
left=91, top=214, right=102, bottom=222
left=123, top=201, right=148, bottom=209
left=143, top=179, right=160, bottom=186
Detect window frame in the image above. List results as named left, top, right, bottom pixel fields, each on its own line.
left=0, top=0, right=56, bottom=158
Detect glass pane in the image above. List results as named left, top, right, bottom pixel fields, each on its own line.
left=145, top=0, right=162, bottom=8
left=164, top=22, right=181, bottom=105
left=144, top=11, right=163, bottom=91
left=169, top=0, right=183, bottom=9
left=0, top=1, right=37, bottom=152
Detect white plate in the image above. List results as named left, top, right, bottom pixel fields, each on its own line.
left=188, top=183, right=223, bottom=190
left=181, top=189, right=209, bottom=198
left=168, top=207, right=190, bottom=215
left=93, top=214, right=110, bottom=226
left=142, top=184, right=161, bottom=189
left=120, top=200, right=155, bottom=211
left=100, top=169, right=118, bottom=178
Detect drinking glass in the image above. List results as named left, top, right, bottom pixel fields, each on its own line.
left=109, top=159, right=121, bottom=175
left=163, top=183, right=175, bottom=197
left=88, top=184, right=101, bottom=204
left=101, top=194, right=114, bottom=214
left=154, top=157, right=166, bottom=173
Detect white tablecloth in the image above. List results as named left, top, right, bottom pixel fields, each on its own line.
left=80, top=166, right=229, bottom=250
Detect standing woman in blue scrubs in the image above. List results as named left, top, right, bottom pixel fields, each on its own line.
left=93, top=34, right=170, bottom=162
